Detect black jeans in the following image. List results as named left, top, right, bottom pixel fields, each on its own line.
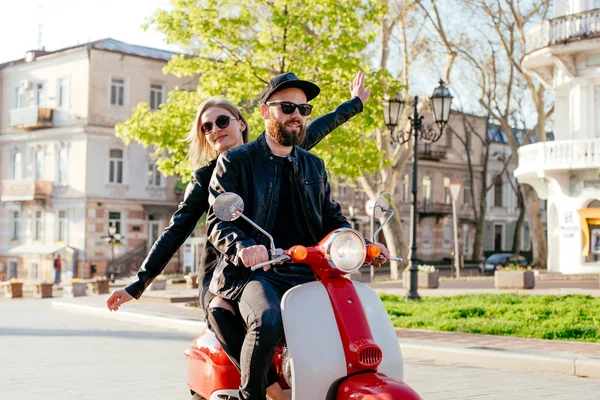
left=235, top=265, right=315, bottom=400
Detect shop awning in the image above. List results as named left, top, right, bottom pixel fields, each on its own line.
left=6, top=243, right=69, bottom=256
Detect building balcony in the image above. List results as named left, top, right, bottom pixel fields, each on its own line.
left=526, top=9, right=600, bottom=55
left=417, top=145, right=448, bottom=162
left=8, top=106, right=54, bottom=130
left=418, top=200, right=452, bottom=221
left=514, top=138, right=600, bottom=198
left=1, top=180, right=53, bottom=201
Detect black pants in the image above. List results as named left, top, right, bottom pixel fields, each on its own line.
left=205, top=265, right=314, bottom=400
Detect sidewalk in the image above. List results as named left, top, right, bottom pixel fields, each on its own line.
left=51, top=289, right=600, bottom=379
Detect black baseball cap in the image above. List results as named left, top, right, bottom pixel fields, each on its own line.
left=259, top=72, right=320, bottom=104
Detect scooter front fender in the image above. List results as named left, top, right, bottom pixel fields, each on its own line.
left=336, top=372, right=422, bottom=400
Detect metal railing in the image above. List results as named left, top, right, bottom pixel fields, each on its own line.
left=515, top=138, right=600, bottom=176
left=526, top=9, right=600, bottom=54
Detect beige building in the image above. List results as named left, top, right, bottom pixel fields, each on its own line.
left=0, top=39, right=193, bottom=282
left=334, top=110, right=532, bottom=264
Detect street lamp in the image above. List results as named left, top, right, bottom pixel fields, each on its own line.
left=449, top=182, right=462, bottom=279
left=102, top=226, right=122, bottom=283
left=383, top=80, right=453, bottom=301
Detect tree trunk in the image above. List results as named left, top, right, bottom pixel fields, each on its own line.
left=472, top=198, right=486, bottom=262
left=522, top=184, right=547, bottom=269
left=381, top=197, right=409, bottom=280
left=511, top=187, right=525, bottom=254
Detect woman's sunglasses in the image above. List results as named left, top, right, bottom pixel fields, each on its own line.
left=201, top=115, right=238, bottom=135
left=265, top=101, right=313, bottom=116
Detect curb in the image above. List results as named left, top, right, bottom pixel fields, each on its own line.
left=400, top=342, right=600, bottom=378
left=51, top=300, right=206, bottom=334
left=52, top=300, right=600, bottom=379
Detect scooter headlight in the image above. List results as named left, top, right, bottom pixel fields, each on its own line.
left=325, top=229, right=367, bottom=274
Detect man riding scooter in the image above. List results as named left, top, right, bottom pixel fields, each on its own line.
left=206, top=73, right=390, bottom=400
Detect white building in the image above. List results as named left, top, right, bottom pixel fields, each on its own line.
left=517, top=1, right=600, bottom=273
left=0, top=39, right=194, bottom=282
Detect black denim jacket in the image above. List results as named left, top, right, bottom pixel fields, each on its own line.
left=124, top=97, right=363, bottom=299
left=206, top=132, right=351, bottom=300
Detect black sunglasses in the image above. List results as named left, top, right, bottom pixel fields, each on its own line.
left=265, top=101, right=313, bottom=116
left=201, top=115, right=238, bottom=135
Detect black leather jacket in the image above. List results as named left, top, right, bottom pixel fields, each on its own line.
left=124, top=97, right=363, bottom=299
left=206, top=132, right=351, bottom=300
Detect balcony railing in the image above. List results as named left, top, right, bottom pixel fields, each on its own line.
left=526, top=9, right=600, bottom=54
left=1, top=180, right=53, bottom=201
left=419, top=200, right=452, bottom=215
left=417, top=145, right=448, bottom=162
left=514, top=138, right=600, bottom=176
left=9, top=106, right=53, bottom=130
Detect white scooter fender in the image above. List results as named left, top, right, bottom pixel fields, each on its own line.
left=280, top=280, right=404, bottom=399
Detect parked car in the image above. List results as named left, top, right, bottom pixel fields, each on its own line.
left=479, top=253, right=528, bottom=274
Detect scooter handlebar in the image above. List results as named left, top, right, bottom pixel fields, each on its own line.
left=250, top=254, right=291, bottom=271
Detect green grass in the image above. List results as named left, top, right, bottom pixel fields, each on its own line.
left=380, top=293, right=600, bottom=342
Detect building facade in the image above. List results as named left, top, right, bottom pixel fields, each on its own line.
left=334, top=110, right=532, bottom=263
left=517, top=0, right=600, bottom=273
left=0, top=39, right=192, bottom=282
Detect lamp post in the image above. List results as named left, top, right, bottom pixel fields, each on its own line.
left=383, top=80, right=453, bottom=301
left=449, top=182, right=462, bottom=279
left=102, top=226, right=122, bottom=283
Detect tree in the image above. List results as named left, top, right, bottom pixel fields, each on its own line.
left=117, top=0, right=401, bottom=181
left=465, top=0, right=554, bottom=268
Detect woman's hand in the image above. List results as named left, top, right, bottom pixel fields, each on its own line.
left=106, top=288, right=134, bottom=311
left=349, top=71, right=370, bottom=105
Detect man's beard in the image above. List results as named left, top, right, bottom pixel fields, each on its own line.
left=267, top=115, right=306, bottom=146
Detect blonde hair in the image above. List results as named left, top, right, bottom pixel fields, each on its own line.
left=186, top=97, right=250, bottom=169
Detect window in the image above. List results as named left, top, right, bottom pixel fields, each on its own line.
left=15, top=87, right=25, bottom=108
left=29, top=262, right=39, bottom=281
left=57, top=210, right=67, bottom=242
left=494, top=224, right=503, bottom=251
left=422, top=225, right=433, bottom=248
left=494, top=174, right=503, bottom=207
left=402, top=175, right=409, bottom=202
left=463, top=184, right=472, bottom=205
left=422, top=176, right=432, bottom=204
left=58, top=147, right=68, bottom=184
left=58, top=78, right=69, bottom=108
left=462, top=223, right=470, bottom=255
left=35, top=148, right=44, bottom=179
left=13, top=151, right=22, bottom=180
left=443, top=223, right=452, bottom=248
left=147, top=162, right=162, bottom=186
left=443, top=177, right=451, bottom=204
left=35, top=83, right=45, bottom=106
left=149, top=83, right=164, bottom=110
left=109, top=212, right=122, bottom=234
left=34, top=211, right=42, bottom=241
left=11, top=211, right=19, bottom=240
left=109, top=149, right=124, bottom=184
left=110, top=77, right=125, bottom=106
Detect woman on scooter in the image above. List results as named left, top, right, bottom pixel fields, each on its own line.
left=106, top=72, right=371, bottom=400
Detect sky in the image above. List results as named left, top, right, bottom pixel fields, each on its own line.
left=0, top=0, right=178, bottom=64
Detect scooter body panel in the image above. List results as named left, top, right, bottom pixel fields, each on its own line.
left=336, top=372, right=422, bottom=400
left=353, top=281, right=405, bottom=381
left=186, top=327, right=241, bottom=398
left=281, top=281, right=348, bottom=400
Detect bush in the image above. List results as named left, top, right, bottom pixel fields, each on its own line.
left=380, top=293, right=600, bottom=342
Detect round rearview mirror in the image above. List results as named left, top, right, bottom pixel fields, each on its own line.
left=373, top=192, right=392, bottom=219
left=214, top=192, right=245, bottom=222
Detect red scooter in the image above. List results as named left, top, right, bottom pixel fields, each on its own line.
left=185, top=192, right=421, bottom=399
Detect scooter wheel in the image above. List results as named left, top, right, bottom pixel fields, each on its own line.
left=190, top=393, right=206, bottom=400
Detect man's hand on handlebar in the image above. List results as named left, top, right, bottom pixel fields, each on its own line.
left=239, top=245, right=271, bottom=271
left=371, top=244, right=390, bottom=268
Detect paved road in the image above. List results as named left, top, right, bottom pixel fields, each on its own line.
left=1, top=299, right=599, bottom=399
